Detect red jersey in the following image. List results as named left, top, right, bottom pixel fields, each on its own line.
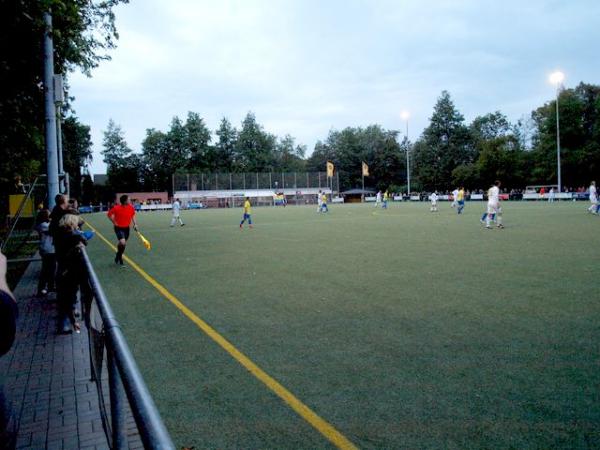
left=107, top=204, right=136, bottom=228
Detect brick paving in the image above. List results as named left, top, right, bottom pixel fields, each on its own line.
left=0, top=260, right=143, bottom=449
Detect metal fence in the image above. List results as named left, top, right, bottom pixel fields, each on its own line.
left=81, top=248, right=175, bottom=450
left=173, top=172, right=340, bottom=193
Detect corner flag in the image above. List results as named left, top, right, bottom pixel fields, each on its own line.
left=362, top=162, right=369, bottom=177
left=326, top=161, right=334, bottom=178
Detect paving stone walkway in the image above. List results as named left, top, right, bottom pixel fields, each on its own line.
left=0, top=259, right=142, bottom=450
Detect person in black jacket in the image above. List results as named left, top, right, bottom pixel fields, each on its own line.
left=54, top=214, right=87, bottom=334
left=48, top=194, right=69, bottom=240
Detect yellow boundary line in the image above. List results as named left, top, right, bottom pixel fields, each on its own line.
left=85, top=222, right=358, bottom=450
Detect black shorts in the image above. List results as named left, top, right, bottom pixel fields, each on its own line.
left=114, top=226, right=130, bottom=241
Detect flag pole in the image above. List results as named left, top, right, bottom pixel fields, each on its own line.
left=362, top=174, right=365, bottom=203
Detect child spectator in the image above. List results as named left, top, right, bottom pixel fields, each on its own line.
left=35, top=209, right=56, bottom=296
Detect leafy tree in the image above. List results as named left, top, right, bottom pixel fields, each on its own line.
left=235, top=112, right=277, bottom=172
left=412, top=91, right=472, bottom=190
left=141, top=128, right=169, bottom=191
left=185, top=112, right=212, bottom=172
left=101, top=119, right=140, bottom=191
left=275, top=135, right=307, bottom=172
left=470, top=112, right=511, bottom=147
left=306, top=126, right=404, bottom=191
left=214, top=117, right=237, bottom=172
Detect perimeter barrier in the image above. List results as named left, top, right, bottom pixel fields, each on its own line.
left=81, top=248, right=175, bottom=450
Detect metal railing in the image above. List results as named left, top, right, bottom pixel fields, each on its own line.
left=1, top=176, right=45, bottom=253
left=81, top=248, right=175, bottom=450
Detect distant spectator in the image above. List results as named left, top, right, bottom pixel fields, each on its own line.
left=12, top=175, right=25, bottom=194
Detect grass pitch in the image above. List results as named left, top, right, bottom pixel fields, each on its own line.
left=84, top=202, right=600, bottom=449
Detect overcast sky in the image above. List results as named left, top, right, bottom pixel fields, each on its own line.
left=68, top=0, right=600, bottom=174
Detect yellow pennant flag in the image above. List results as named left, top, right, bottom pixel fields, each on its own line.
left=326, top=161, right=334, bottom=178
left=362, top=162, right=369, bottom=177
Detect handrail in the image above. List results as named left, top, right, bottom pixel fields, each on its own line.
left=81, top=247, right=175, bottom=450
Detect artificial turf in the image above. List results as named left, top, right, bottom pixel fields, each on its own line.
left=84, top=201, right=600, bottom=449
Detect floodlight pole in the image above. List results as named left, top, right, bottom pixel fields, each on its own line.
left=405, top=119, right=410, bottom=196
left=555, top=87, right=562, bottom=193
left=44, top=12, right=59, bottom=209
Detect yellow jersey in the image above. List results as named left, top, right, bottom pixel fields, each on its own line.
left=244, top=200, right=251, bottom=214
left=321, top=194, right=327, bottom=203
left=457, top=189, right=465, bottom=201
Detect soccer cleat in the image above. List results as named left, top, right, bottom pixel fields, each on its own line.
left=497, top=224, right=505, bottom=229
left=486, top=225, right=492, bottom=229
left=181, top=223, right=185, bottom=226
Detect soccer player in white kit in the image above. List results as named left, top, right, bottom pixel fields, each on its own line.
left=170, top=198, right=185, bottom=227
left=588, top=181, right=597, bottom=214
left=451, top=188, right=459, bottom=208
left=485, top=181, right=504, bottom=229
left=317, top=190, right=322, bottom=212
left=548, top=187, right=556, bottom=203
left=429, top=192, right=438, bottom=212
left=375, top=191, right=382, bottom=207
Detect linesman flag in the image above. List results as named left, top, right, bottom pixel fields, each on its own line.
left=136, top=230, right=152, bottom=250
left=326, top=161, right=334, bottom=178
left=362, top=162, right=369, bottom=177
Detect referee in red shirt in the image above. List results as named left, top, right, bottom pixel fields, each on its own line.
left=107, top=195, right=138, bottom=265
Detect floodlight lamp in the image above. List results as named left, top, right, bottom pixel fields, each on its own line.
left=400, top=111, right=410, bottom=120
left=549, top=71, right=565, bottom=86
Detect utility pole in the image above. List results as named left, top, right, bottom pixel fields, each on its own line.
left=54, top=74, right=66, bottom=194
left=44, top=12, right=59, bottom=208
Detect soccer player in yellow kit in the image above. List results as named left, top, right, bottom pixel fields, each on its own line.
left=457, top=187, right=465, bottom=214
left=240, top=197, right=253, bottom=229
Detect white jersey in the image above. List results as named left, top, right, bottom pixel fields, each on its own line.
left=172, top=200, right=181, bottom=216
left=317, top=193, right=322, bottom=205
left=429, top=193, right=438, bottom=203
left=488, top=186, right=499, bottom=205
left=376, top=192, right=382, bottom=202
left=590, top=185, right=597, bottom=202
left=452, top=189, right=459, bottom=200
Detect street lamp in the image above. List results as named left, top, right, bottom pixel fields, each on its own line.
left=400, top=111, right=410, bottom=196
left=549, top=70, right=565, bottom=192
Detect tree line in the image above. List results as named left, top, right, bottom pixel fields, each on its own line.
left=102, top=84, right=600, bottom=195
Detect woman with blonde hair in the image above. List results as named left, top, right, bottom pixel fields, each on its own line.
left=53, top=214, right=88, bottom=333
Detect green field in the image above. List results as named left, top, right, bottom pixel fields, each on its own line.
left=84, top=202, right=600, bottom=449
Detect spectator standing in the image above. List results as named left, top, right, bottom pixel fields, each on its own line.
left=35, top=210, right=56, bottom=296
left=53, top=214, right=87, bottom=333
left=48, top=194, right=69, bottom=239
